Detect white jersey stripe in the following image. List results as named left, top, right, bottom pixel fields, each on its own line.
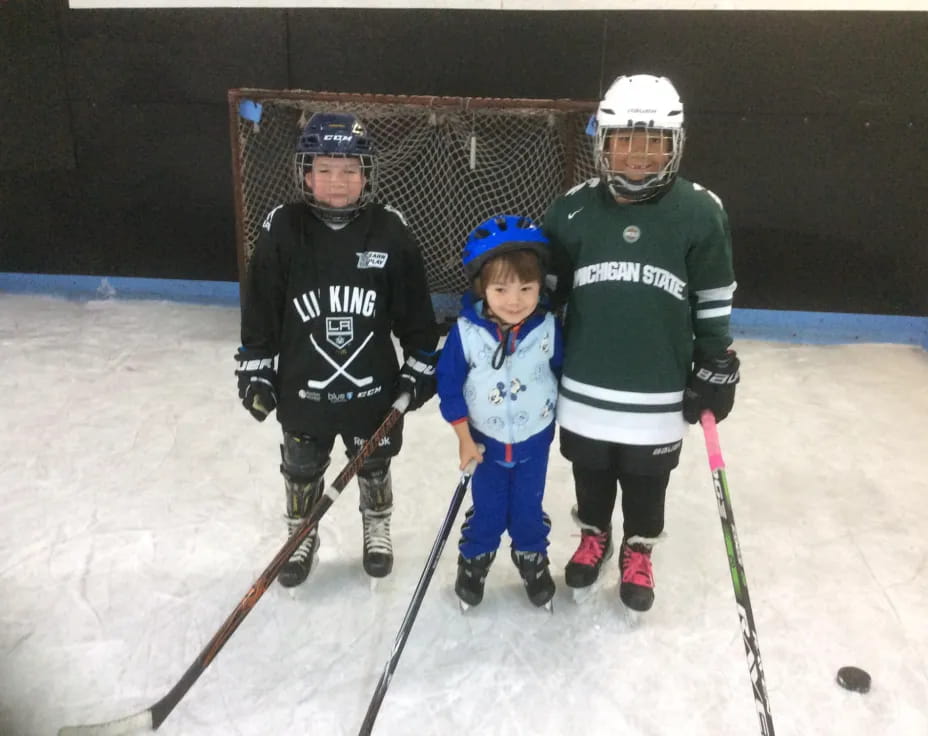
left=693, top=282, right=737, bottom=302
left=560, top=375, right=683, bottom=405
left=556, top=394, right=686, bottom=445
left=696, top=305, right=733, bottom=319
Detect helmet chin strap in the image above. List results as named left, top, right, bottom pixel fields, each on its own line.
left=308, top=197, right=363, bottom=225
left=607, top=176, right=657, bottom=202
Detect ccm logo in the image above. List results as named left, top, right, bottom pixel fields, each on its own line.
left=323, top=134, right=353, bottom=141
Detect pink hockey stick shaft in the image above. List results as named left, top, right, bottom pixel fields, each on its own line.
left=700, top=409, right=725, bottom=471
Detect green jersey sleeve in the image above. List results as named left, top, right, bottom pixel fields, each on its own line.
left=685, top=184, right=736, bottom=360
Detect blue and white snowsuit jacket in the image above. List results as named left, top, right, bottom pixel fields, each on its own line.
left=437, top=294, right=564, bottom=464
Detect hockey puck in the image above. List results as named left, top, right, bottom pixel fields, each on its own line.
left=836, top=666, right=871, bottom=693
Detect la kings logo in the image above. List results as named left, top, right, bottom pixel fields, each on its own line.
left=326, top=316, right=354, bottom=349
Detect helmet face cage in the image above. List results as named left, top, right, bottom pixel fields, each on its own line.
left=594, top=74, right=685, bottom=202
left=594, top=124, right=685, bottom=202
left=294, top=112, right=377, bottom=223
left=461, top=215, right=550, bottom=282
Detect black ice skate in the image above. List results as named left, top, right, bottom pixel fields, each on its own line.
left=455, top=551, right=496, bottom=608
left=619, top=536, right=655, bottom=612
left=362, top=508, right=394, bottom=578
left=278, top=518, right=320, bottom=588
left=512, top=550, right=556, bottom=609
left=564, top=523, right=613, bottom=589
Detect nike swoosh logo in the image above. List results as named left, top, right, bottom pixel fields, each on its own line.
left=567, top=208, right=584, bottom=220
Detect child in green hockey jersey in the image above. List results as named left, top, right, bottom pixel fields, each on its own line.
left=544, top=74, right=740, bottom=612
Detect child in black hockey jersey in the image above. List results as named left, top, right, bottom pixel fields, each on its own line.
left=436, top=215, right=564, bottom=609
left=544, top=74, right=739, bottom=612
left=235, top=112, right=439, bottom=587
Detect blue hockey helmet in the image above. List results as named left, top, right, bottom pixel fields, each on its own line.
left=294, top=112, right=377, bottom=223
left=462, top=215, right=550, bottom=281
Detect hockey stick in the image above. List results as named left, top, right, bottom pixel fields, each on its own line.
left=58, top=394, right=411, bottom=736
left=357, top=452, right=481, bottom=736
left=700, top=411, right=776, bottom=736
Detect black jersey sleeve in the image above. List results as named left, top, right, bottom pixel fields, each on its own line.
left=383, top=208, right=439, bottom=356
left=240, top=204, right=289, bottom=357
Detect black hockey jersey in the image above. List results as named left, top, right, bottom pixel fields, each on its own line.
left=240, top=202, right=438, bottom=434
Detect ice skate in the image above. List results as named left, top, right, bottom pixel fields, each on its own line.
left=362, top=508, right=394, bottom=579
left=278, top=455, right=325, bottom=590
left=278, top=517, right=320, bottom=589
left=455, top=551, right=496, bottom=609
left=619, top=535, right=656, bottom=612
left=357, top=459, right=394, bottom=581
left=512, top=550, right=556, bottom=610
left=565, top=517, right=613, bottom=603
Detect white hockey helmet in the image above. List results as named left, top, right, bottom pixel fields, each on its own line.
left=594, top=74, right=685, bottom=202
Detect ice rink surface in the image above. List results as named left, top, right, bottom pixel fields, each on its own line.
left=1, top=293, right=926, bottom=736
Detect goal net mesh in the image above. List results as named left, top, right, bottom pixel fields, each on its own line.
left=229, top=90, right=596, bottom=314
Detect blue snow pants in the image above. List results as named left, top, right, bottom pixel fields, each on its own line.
left=458, top=451, right=551, bottom=559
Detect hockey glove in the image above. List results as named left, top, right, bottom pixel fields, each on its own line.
left=396, top=349, right=439, bottom=412
left=682, top=350, right=740, bottom=424
left=235, top=348, right=278, bottom=422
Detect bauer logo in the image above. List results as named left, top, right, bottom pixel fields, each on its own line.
left=623, top=225, right=641, bottom=244
left=357, top=251, right=388, bottom=269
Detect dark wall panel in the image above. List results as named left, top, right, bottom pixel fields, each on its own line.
left=0, top=103, right=237, bottom=280
left=685, top=113, right=927, bottom=315
left=288, top=10, right=604, bottom=99
left=0, top=5, right=925, bottom=316
left=62, top=8, right=290, bottom=103
left=601, top=12, right=928, bottom=120
left=0, top=0, right=75, bottom=171
left=65, top=101, right=238, bottom=280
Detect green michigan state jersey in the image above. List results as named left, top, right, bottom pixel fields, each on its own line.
left=544, top=176, right=735, bottom=445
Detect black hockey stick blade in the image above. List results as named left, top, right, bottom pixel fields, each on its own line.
left=57, top=395, right=410, bottom=735
left=59, top=710, right=153, bottom=736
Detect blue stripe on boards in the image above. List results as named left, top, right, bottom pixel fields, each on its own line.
left=2, top=273, right=926, bottom=349
left=0, top=272, right=240, bottom=306
left=730, top=308, right=928, bottom=350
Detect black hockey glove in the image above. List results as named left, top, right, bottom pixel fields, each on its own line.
left=682, top=350, right=740, bottom=424
left=396, top=349, right=440, bottom=412
left=235, top=348, right=278, bottom=422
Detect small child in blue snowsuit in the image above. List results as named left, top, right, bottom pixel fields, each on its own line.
left=436, top=215, right=564, bottom=608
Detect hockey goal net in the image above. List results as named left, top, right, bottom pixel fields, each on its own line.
left=228, top=89, right=596, bottom=315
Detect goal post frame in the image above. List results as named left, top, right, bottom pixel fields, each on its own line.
left=227, top=87, right=596, bottom=309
